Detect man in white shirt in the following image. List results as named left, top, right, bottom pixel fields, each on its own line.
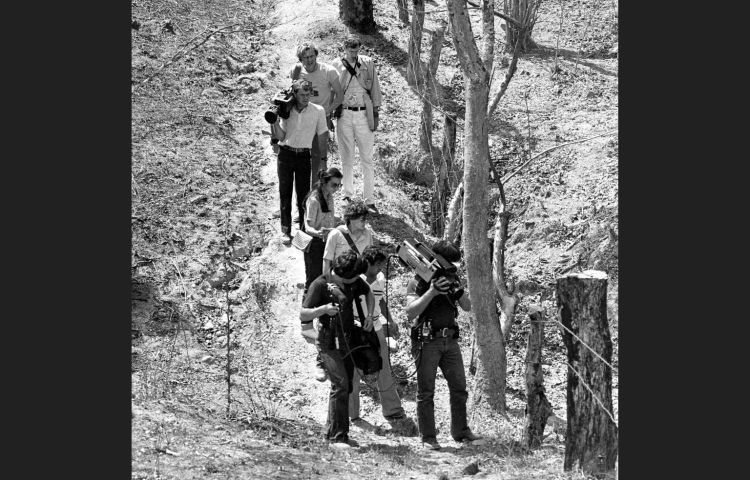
left=270, top=79, right=328, bottom=245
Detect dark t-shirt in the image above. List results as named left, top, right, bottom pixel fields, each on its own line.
left=406, top=276, right=458, bottom=329
left=304, top=274, right=370, bottom=348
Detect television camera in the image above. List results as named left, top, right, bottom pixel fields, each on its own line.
left=263, top=87, right=296, bottom=124
left=395, top=239, right=461, bottom=296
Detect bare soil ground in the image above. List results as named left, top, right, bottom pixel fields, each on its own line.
left=131, top=0, right=618, bottom=478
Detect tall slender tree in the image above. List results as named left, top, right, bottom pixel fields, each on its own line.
left=339, top=0, right=377, bottom=33
left=446, top=0, right=507, bottom=413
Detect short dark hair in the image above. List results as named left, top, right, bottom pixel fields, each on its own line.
left=291, top=78, right=313, bottom=93
left=343, top=34, right=361, bottom=49
left=431, top=240, right=461, bottom=263
left=343, top=198, right=369, bottom=225
left=332, top=250, right=360, bottom=279
left=361, top=245, right=386, bottom=266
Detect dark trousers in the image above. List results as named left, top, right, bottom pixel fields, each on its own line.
left=310, top=133, right=326, bottom=187
left=303, top=237, right=325, bottom=293
left=277, top=149, right=311, bottom=235
left=319, top=345, right=355, bottom=441
left=416, top=336, right=471, bottom=441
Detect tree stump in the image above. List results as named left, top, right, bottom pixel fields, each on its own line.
left=523, top=306, right=553, bottom=448
left=556, top=270, right=617, bottom=475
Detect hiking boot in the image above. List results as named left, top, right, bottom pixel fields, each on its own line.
left=365, top=203, right=379, bottom=215
left=314, top=366, right=328, bottom=382
left=454, top=431, right=482, bottom=443
left=422, top=438, right=441, bottom=450
left=329, top=435, right=359, bottom=448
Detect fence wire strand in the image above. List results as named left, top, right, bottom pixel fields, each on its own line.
left=566, top=361, right=618, bottom=428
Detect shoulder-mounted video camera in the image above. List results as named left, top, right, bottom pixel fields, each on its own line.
left=263, top=87, right=296, bottom=124
left=396, top=239, right=461, bottom=295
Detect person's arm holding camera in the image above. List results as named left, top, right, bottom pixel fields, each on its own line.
left=405, top=277, right=448, bottom=327
left=300, top=302, right=339, bottom=322
left=271, top=115, right=286, bottom=142
left=451, top=281, right=471, bottom=312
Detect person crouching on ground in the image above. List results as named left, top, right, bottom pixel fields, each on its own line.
left=300, top=250, right=374, bottom=446
left=404, top=240, right=481, bottom=450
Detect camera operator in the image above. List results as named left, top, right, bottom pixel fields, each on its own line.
left=270, top=78, right=329, bottom=245
left=404, top=240, right=480, bottom=450
left=300, top=250, right=374, bottom=447
left=289, top=42, right=343, bottom=187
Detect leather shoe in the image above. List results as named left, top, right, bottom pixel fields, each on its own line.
left=455, top=431, right=482, bottom=442
left=422, top=438, right=441, bottom=450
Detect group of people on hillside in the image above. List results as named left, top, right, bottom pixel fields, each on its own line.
left=269, top=34, right=481, bottom=450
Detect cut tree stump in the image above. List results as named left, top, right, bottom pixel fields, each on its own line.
left=556, top=270, right=618, bottom=475
left=523, top=306, right=553, bottom=448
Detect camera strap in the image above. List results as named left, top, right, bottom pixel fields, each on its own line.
left=341, top=58, right=371, bottom=97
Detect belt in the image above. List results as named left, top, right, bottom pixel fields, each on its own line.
left=430, top=328, right=456, bottom=338
left=279, top=144, right=311, bottom=153
left=345, top=106, right=366, bottom=111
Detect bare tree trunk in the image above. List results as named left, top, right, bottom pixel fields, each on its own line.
left=557, top=270, right=618, bottom=474
left=397, top=0, right=409, bottom=24
left=406, top=0, right=425, bottom=87
left=448, top=0, right=506, bottom=414
left=504, top=0, right=541, bottom=52
left=406, top=0, right=424, bottom=87
left=492, top=208, right=519, bottom=336
left=419, top=19, right=446, bottom=153
left=523, top=306, right=553, bottom=449
left=339, top=0, right=377, bottom=34
left=444, top=181, right=463, bottom=244
left=442, top=113, right=457, bottom=172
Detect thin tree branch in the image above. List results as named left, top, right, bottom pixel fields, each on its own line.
left=502, top=130, right=617, bottom=183
left=466, top=0, right=522, bottom=29
left=135, top=22, right=242, bottom=91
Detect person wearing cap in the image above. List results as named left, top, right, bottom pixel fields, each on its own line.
left=300, top=250, right=374, bottom=446
left=404, top=240, right=481, bottom=450
left=289, top=42, right=343, bottom=187
left=331, top=34, right=383, bottom=215
left=270, top=78, right=329, bottom=245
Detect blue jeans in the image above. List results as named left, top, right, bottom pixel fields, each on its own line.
left=319, top=345, right=355, bottom=441
left=416, top=336, right=471, bottom=441
left=277, top=149, right=310, bottom=234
